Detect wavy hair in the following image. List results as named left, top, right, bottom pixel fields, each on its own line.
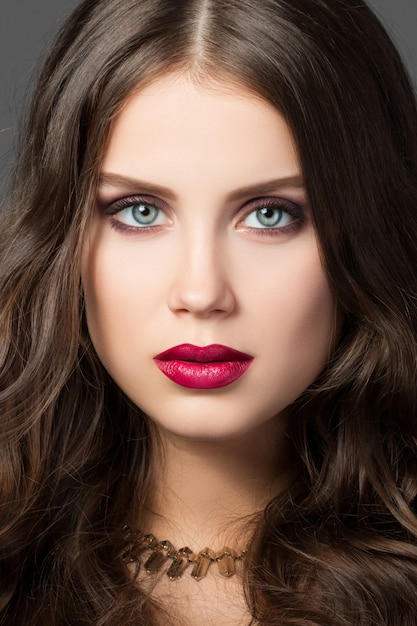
left=1, top=0, right=417, bottom=623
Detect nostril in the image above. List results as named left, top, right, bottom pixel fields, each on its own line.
left=167, top=277, right=236, bottom=317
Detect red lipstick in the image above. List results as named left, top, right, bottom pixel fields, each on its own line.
left=153, top=344, right=253, bottom=389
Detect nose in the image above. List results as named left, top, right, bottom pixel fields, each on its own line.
left=167, top=230, right=236, bottom=318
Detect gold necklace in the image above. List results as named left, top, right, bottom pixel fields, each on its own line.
left=122, top=527, right=247, bottom=581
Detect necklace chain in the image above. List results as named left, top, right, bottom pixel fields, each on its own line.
left=122, top=527, right=247, bottom=581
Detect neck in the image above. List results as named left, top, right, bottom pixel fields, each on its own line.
left=145, top=415, right=295, bottom=551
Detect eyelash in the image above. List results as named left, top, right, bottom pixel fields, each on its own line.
left=103, top=195, right=305, bottom=236
left=104, top=196, right=170, bottom=234
left=240, top=197, right=303, bottom=237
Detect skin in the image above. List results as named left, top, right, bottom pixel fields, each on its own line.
left=83, top=72, right=336, bottom=442
left=81, top=72, right=338, bottom=623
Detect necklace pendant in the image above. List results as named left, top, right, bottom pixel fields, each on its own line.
left=191, top=548, right=215, bottom=580
left=216, top=548, right=237, bottom=577
left=144, top=550, right=166, bottom=573
left=125, top=530, right=247, bottom=582
left=166, top=547, right=193, bottom=580
left=144, top=539, right=176, bottom=574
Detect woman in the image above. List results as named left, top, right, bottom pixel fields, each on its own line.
left=1, top=0, right=417, bottom=624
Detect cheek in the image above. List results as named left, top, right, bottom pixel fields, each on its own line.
left=245, top=238, right=336, bottom=344
left=81, top=233, right=126, bottom=358
left=83, top=268, right=128, bottom=357
left=258, top=255, right=337, bottom=381
left=81, top=233, right=167, bottom=374
left=286, top=270, right=335, bottom=331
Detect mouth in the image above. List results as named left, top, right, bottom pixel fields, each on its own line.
left=153, top=344, right=254, bottom=389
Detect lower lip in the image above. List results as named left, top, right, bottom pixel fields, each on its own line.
left=153, top=359, right=253, bottom=389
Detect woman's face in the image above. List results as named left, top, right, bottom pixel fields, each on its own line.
left=82, top=73, right=337, bottom=441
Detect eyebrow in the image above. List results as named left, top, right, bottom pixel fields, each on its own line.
left=98, top=172, right=305, bottom=202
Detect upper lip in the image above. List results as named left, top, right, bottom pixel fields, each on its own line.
left=154, top=344, right=253, bottom=363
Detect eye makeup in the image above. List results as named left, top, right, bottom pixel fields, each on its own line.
left=100, top=194, right=171, bottom=234
left=237, top=196, right=306, bottom=237
left=99, top=188, right=306, bottom=236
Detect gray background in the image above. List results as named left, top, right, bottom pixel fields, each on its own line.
left=1, top=0, right=416, bottom=176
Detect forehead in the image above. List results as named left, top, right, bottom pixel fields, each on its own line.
left=100, top=72, right=301, bottom=199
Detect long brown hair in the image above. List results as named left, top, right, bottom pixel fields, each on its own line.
left=1, top=0, right=417, bottom=623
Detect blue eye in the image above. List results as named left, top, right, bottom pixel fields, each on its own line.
left=110, top=199, right=169, bottom=228
left=243, top=205, right=296, bottom=229
left=131, top=203, right=160, bottom=225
